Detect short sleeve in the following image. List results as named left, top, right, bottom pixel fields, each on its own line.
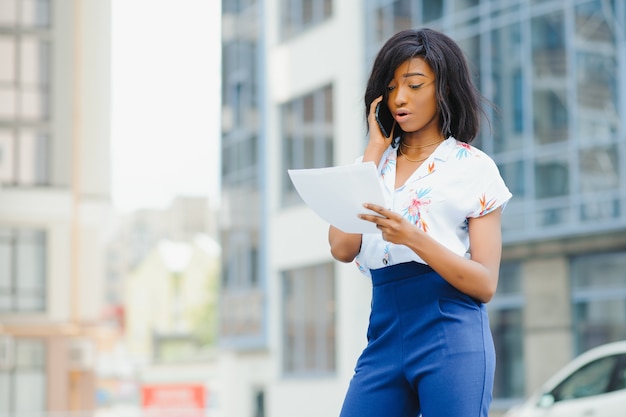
left=467, top=155, right=512, bottom=218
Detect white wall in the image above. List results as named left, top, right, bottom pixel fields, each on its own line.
left=217, top=1, right=375, bottom=416
left=266, top=0, right=372, bottom=416
left=0, top=0, right=112, bottom=325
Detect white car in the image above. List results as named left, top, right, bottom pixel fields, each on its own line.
left=504, top=340, right=626, bottom=417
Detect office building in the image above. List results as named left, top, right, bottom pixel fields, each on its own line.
left=220, top=1, right=626, bottom=415
left=0, top=0, right=112, bottom=414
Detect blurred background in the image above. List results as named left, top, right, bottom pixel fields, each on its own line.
left=1, top=0, right=625, bottom=416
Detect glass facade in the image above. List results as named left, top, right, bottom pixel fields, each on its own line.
left=489, top=262, right=525, bottom=403
left=0, top=229, right=47, bottom=312
left=571, top=251, right=626, bottom=354
left=363, top=0, right=626, bottom=404
left=365, top=0, right=626, bottom=243
left=0, top=338, right=46, bottom=416
left=282, top=263, right=336, bottom=375
left=280, top=0, right=333, bottom=39
left=281, top=84, right=334, bottom=205
left=0, top=0, right=51, bottom=187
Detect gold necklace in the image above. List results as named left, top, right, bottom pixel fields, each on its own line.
left=400, top=139, right=445, bottom=149
left=398, top=146, right=431, bottom=163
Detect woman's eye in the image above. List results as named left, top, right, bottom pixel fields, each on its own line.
left=387, top=85, right=396, bottom=91
left=410, top=84, right=423, bottom=89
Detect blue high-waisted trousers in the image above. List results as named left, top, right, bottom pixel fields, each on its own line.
left=339, top=262, right=495, bottom=417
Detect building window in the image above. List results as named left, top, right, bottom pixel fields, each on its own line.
left=0, top=229, right=47, bottom=312
left=221, top=38, right=259, bottom=187
left=534, top=158, right=569, bottom=200
left=222, top=0, right=257, bottom=14
left=372, top=0, right=416, bottom=44
left=571, top=251, right=626, bottom=354
left=0, top=0, right=51, bottom=187
left=219, top=230, right=263, bottom=344
left=489, top=262, right=525, bottom=403
left=281, top=0, right=332, bottom=39
left=531, top=11, right=567, bottom=145
left=282, top=84, right=333, bottom=206
left=490, top=22, right=524, bottom=154
left=0, top=129, right=49, bottom=186
left=0, top=338, right=47, bottom=416
left=253, top=388, right=265, bottom=417
left=574, top=1, right=619, bottom=142
left=422, top=0, right=443, bottom=23
left=282, top=263, right=335, bottom=376
left=223, top=232, right=258, bottom=290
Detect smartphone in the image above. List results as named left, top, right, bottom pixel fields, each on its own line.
left=375, top=101, right=395, bottom=138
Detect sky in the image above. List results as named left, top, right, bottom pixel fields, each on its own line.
left=110, top=0, right=221, bottom=212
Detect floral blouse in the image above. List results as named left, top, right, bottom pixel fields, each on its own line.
left=355, top=137, right=512, bottom=277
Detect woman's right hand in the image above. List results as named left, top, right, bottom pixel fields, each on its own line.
left=364, top=96, right=394, bottom=165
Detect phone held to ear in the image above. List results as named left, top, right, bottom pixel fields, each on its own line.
left=375, top=101, right=395, bottom=139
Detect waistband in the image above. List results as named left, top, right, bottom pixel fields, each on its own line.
left=370, top=261, right=434, bottom=286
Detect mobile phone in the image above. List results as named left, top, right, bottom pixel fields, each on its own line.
left=375, top=101, right=395, bottom=139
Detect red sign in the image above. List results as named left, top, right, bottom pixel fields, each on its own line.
left=142, top=384, right=206, bottom=416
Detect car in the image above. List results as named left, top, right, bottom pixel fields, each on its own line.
left=504, top=340, right=626, bottom=417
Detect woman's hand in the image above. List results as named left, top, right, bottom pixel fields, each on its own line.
left=358, top=203, right=418, bottom=245
left=364, top=96, right=395, bottom=166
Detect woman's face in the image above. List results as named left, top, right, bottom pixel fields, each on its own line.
left=386, top=57, right=440, bottom=136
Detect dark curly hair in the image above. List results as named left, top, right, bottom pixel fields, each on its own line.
left=364, top=28, right=487, bottom=144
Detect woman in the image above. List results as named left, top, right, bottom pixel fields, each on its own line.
left=329, top=28, right=512, bottom=417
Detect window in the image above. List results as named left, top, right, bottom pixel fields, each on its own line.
left=535, top=158, right=569, bottom=199
left=490, top=23, right=524, bottom=153
left=498, top=160, right=525, bottom=199
left=454, top=0, right=478, bottom=11
left=253, top=388, right=265, bottom=417
left=221, top=38, right=260, bottom=187
left=0, top=229, right=47, bottom=312
left=282, top=85, right=334, bottom=205
left=574, top=1, right=619, bottom=141
left=533, top=89, right=568, bottom=145
left=222, top=0, right=257, bottom=14
left=0, top=0, right=51, bottom=187
left=219, top=230, right=263, bottom=343
left=220, top=0, right=265, bottom=350
left=282, top=263, right=335, bottom=376
left=281, top=0, right=333, bottom=39
left=223, top=232, right=258, bottom=289
left=0, top=129, right=49, bottom=186
left=531, top=11, right=567, bottom=146
left=422, top=0, right=443, bottom=22
left=572, top=252, right=626, bottom=354
left=0, top=338, right=47, bottom=416
left=551, top=354, right=622, bottom=402
left=372, top=0, right=417, bottom=44
left=489, top=262, right=525, bottom=401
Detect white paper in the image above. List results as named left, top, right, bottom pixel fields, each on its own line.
left=288, top=161, right=385, bottom=234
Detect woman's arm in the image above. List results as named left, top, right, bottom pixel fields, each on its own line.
left=328, top=226, right=362, bottom=263
left=358, top=204, right=504, bottom=303
left=328, top=95, right=393, bottom=263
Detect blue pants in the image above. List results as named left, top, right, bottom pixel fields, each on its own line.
left=340, top=262, right=495, bottom=417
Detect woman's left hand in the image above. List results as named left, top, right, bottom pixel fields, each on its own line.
left=358, top=204, right=417, bottom=244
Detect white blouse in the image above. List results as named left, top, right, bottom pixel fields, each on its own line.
left=355, top=137, right=512, bottom=277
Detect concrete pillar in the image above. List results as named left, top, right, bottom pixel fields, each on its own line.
left=47, top=337, right=69, bottom=411
left=522, top=256, right=573, bottom=395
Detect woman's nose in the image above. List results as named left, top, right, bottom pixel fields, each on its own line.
left=393, top=86, right=408, bottom=107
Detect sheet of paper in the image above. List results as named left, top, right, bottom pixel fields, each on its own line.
left=288, top=161, right=385, bottom=234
